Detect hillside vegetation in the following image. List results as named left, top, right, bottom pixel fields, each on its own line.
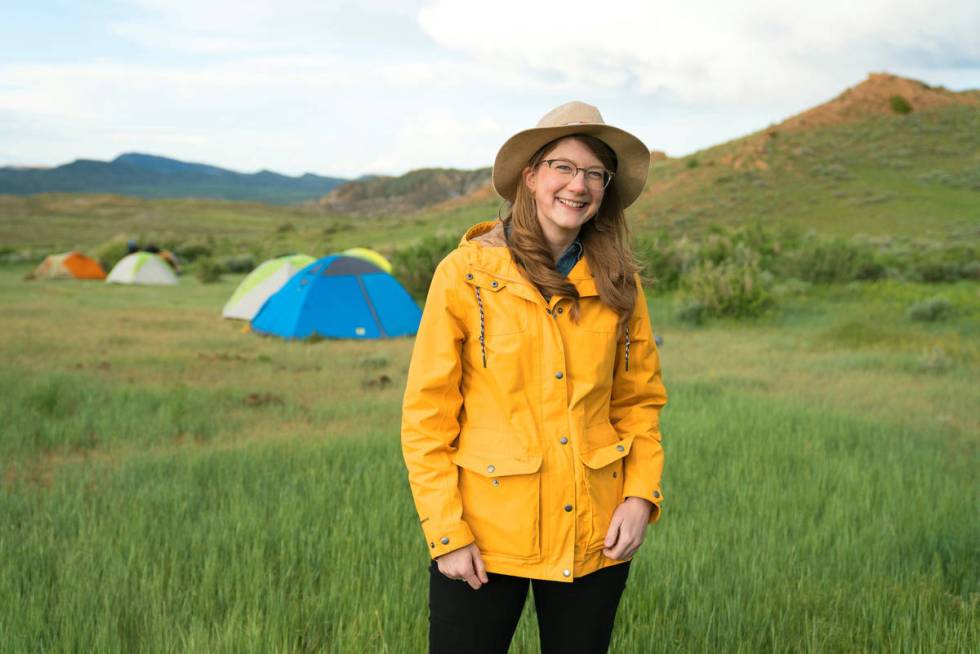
left=632, top=101, right=979, bottom=239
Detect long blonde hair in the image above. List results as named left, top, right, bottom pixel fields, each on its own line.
left=502, top=135, right=640, bottom=330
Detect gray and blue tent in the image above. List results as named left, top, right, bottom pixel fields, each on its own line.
left=250, top=255, right=421, bottom=339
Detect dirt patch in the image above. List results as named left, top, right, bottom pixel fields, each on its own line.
left=361, top=374, right=392, bottom=390
left=198, top=352, right=251, bottom=363
left=243, top=392, right=285, bottom=407
left=430, top=182, right=497, bottom=212
left=778, top=72, right=979, bottom=133
left=70, top=360, right=113, bottom=371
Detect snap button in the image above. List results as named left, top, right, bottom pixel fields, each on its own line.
left=564, top=504, right=573, bottom=512
left=491, top=280, right=498, bottom=288
left=546, top=308, right=552, bottom=315
left=440, top=536, right=449, bottom=545
left=486, top=464, right=495, bottom=473
left=616, top=444, right=625, bottom=452
left=559, top=436, right=568, bottom=445
left=492, top=479, right=500, bottom=487
left=466, top=273, right=473, bottom=280
left=557, top=307, right=564, bottom=314
left=653, top=490, right=661, bottom=499
left=554, top=371, right=564, bottom=380
left=612, top=471, right=617, bottom=478
left=562, top=569, right=571, bottom=578
left=430, top=542, right=435, bottom=548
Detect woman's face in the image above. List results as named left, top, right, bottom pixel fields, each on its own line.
left=523, top=137, right=606, bottom=242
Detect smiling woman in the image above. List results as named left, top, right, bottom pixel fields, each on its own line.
left=401, top=101, right=666, bottom=653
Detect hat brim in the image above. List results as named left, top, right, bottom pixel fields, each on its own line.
left=492, top=123, right=650, bottom=208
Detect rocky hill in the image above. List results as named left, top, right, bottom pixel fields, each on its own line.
left=627, top=73, right=980, bottom=237
left=318, top=167, right=491, bottom=215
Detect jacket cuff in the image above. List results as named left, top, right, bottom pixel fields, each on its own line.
left=422, top=520, right=475, bottom=559
left=623, top=483, right=664, bottom=524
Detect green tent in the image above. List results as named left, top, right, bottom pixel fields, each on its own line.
left=222, top=254, right=314, bottom=320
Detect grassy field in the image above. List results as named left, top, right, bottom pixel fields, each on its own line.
left=1, top=263, right=976, bottom=652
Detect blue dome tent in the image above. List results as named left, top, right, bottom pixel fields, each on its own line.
left=251, top=255, right=421, bottom=339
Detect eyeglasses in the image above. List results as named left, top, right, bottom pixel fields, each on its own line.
left=539, top=159, right=614, bottom=190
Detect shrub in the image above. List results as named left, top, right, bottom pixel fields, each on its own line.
left=93, top=235, right=134, bottom=271
left=885, top=239, right=977, bottom=283
left=193, top=257, right=223, bottom=284
left=172, top=237, right=213, bottom=263
left=907, top=296, right=952, bottom=322
left=391, top=234, right=459, bottom=300
left=731, top=221, right=783, bottom=269
left=675, top=301, right=708, bottom=325
left=219, top=254, right=256, bottom=274
left=961, top=261, right=980, bottom=280
left=633, top=233, right=695, bottom=291
left=890, top=95, right=912, bottom=115
left=771, top=278, right=811, bottom=298
left=916, top=345, right=953, bottom=373
left=912, top=261, right=961, bottom=283
left=777, top=236, right=884, bottom=283
left=677, top=244, right=773, bottom=320
left=685, top=158, right=700, bottom=169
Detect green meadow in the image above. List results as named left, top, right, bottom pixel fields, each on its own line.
left=1, top=262, right=976, bottom=652
left=2, top=102, right=978, bottom=651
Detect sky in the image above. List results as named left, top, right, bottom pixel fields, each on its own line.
left=1, top=0, right=978, bottom=178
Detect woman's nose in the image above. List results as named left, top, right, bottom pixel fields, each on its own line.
left=565, top=169, right=589, bottom=192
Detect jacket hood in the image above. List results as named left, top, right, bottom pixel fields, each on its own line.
left=457, top=220, right=597, bottom=293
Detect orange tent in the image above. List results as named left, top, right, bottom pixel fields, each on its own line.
left=28, top=251, right=107, bottom=280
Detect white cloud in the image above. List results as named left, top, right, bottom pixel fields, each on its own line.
left=363, top=109, right=504, bottom=173
left=110, top=0, right=429, bottom=54
left=417, top=0, right=980, bottom=107
left=2, top=1, right=978, bottom=176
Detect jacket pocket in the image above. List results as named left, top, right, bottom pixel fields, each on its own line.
left=580, top=428, right=635, bottom=552
left=452, top=449, right=543, bottom=560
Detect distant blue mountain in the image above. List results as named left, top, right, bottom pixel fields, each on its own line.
left=0, top=152, right=348, bottom=204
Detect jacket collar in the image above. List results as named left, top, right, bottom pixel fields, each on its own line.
left=461, top=221, right=598, bottom=299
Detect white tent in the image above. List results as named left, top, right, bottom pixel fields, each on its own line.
left=222, top=254, right=314, bottom=320
left=106, top=252, right=178, bottom=285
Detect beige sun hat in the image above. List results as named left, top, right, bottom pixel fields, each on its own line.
left=492, top=101, right=651, bottom=208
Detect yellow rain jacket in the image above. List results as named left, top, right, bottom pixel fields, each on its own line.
left=401, top=221, right=667, bottom=582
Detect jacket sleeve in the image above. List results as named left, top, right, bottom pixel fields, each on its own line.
left=610, top=278, right=667, bottom=523
left=401, top=256, right=475, bottom=558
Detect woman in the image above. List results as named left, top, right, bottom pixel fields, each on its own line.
left=401, top=101, right=667, bottom=654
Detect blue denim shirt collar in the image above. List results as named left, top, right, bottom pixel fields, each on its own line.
left=503, top=222, right=583, bottom=277
left=555, top=238, right=583, bottom=276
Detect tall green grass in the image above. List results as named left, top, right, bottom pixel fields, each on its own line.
left=1, top=383, right=975, bottom=652
left=0, top=267, right=976, bottom=652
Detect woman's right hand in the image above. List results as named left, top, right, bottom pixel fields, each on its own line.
left=436, top=543, right=489, bottom=589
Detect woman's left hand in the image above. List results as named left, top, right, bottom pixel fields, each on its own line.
left=602, top=497, right=654, bottom=561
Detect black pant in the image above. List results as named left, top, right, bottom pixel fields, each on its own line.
left=428, top=561, right=631, bottom=654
